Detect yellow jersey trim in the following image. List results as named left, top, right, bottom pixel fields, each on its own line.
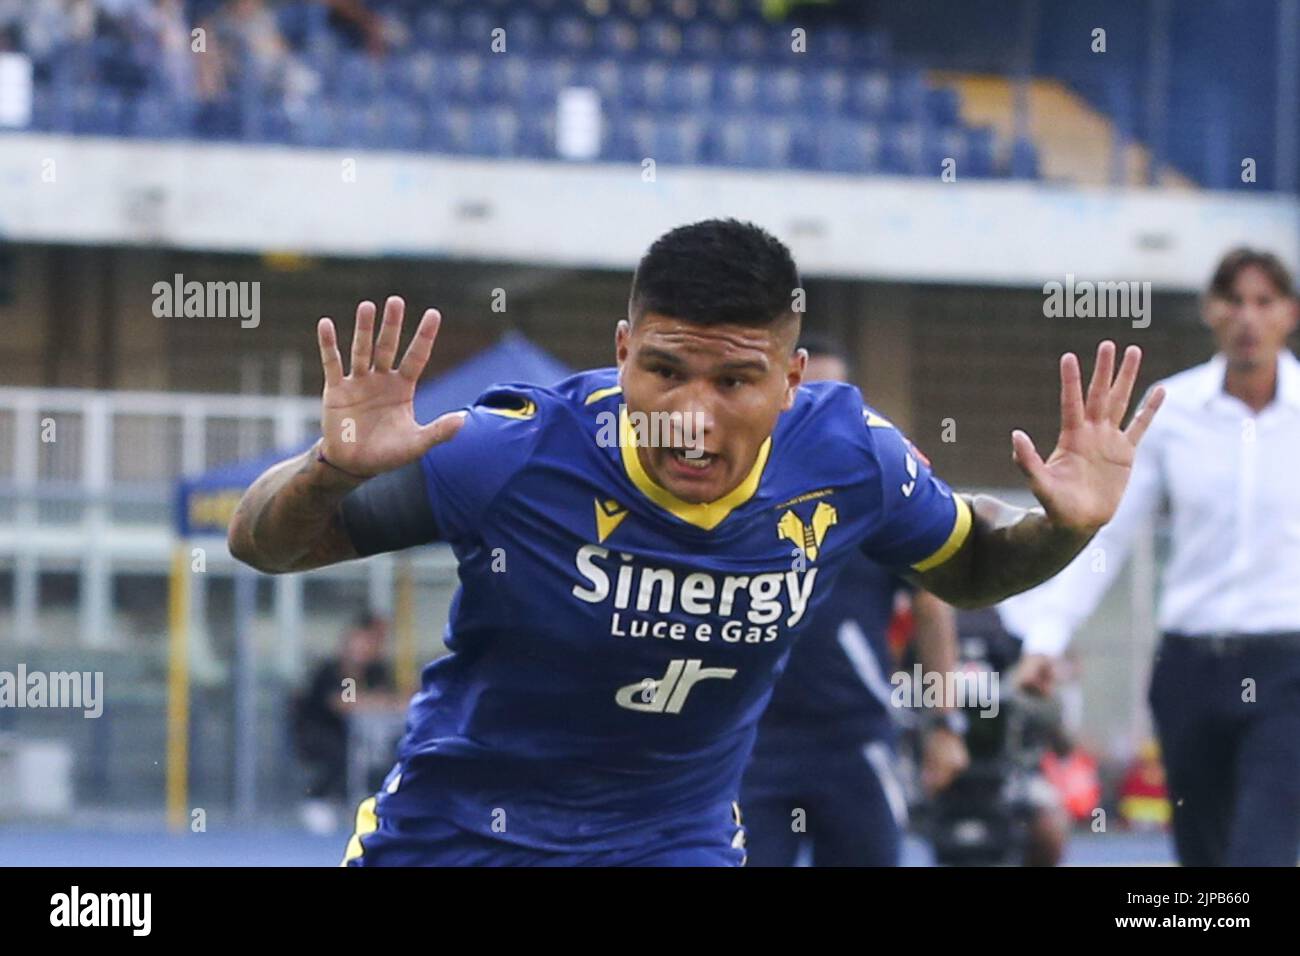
left=584, top=385, right=623, bottom=405
left=618, top=406, right=770, bottom=531
left=864, top=409, right=894, bottom=428
left=340, top=795, right=378, bottom=866
left=481, top=398, right=537, bottom=420
left=911, top=494, right=973, bottom=572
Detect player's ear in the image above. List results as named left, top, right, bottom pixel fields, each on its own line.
left=615, top=319, right=631, bottom=376
left=782, top=348, right=807, bottom=410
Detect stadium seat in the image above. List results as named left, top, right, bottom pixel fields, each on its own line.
left=640, top=18, right=684, bottom=58
left=813, top=121, right=882, bottom=174
left=1010, top=136, right=1040, bottom=179
left=662, top=64, right=714, bottom=111
left=725, top=23, right=767, bottom=61
left=551, top=16, right=596, bottom=55
left=925, top=87, right=963, bottom=126
left=337, top=54, right=385, bottom=104
left=624, top=114, right=706, bottom=166
left=503, top=12, right=545, bottom=53
left=846, top=71, right=891, bottom=120
left=574, top=59, right=624, bottom=106
left=595, top=18, right=641, bottom=58
left=881, top=122, right=924, bottom=174
left=457, top=10, right=497, bottom=51
left=73, top=89, right=125, bottom=136
left=618, top=61, right=662, bottom=110
left=682, top=21, right=724, bottom=59
left=709, top=116, right=791, bottom=169
left=468, top=108, right=521, bottom=157
left=967, top=126, right=997, bottom=177
left=888, top=70, right=928, bottom=123
left=388, top=52, right=439, bottom=103
left=438, top=53, right=488, bottom=104
left=717, top=65, right=761, bottom=112
left=923, top=126, right=968, bottom=177
left=860, top=29, right=892, bottom=68
left=380, top=102, right=425, bottom=150
left=818, top=26, right=859, bottom=67
left=517, top=111, right=557, bottom=158
left=805, top=69, right=849, bottom=117
left=414, top=9, right=456, bottom=49
left=757, top=69, right=803, bottom=116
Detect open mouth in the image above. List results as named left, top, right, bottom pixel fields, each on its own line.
left=669, top=448, right=717, bottom=472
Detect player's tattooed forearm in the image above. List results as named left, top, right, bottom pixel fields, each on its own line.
left=228, top=449, right=361, bottom=574
left=914, top=493, right=1092, bottom=608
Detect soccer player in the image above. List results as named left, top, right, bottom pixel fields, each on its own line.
left=1002, top=247, right=1300, bottom=866
left=228, top=218, right=1163, bottom=866
left=740, top=336, right=968, bottom=866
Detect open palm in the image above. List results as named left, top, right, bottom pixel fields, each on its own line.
left=316, top=296, right=465, bottom=479
left=1012, top=341, right=1165, bottom=534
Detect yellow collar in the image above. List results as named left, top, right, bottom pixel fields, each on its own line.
left=618, top=405, right=771, bottom=531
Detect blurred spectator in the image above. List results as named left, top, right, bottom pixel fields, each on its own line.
left=197, top=0, right=320, bottom=130
left=1117, top=739, right=1171, bottom=830
left=320, top=0, right=386, bottom=55
left=144, top=0, right=197, bottom=97
left=292, top=610, right=399, bottom=830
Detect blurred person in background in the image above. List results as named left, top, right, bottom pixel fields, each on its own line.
left=923, top=605, right=1071, bottom=866
left=197, top=0, right=320, bottom=131
left=1002, top=247, right=1300, bottom=866
left=741, top=336, right=969, bottom=866
left=292, top=609, right=400, bottom=833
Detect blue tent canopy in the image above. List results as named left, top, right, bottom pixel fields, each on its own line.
left=176, top=332, right=573, bottom=536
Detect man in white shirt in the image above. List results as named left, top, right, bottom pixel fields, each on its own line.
left=1001, top=248, right=1300, bottom=866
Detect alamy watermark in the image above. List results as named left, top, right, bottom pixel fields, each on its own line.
left=151, top=273, right=260, bottom=328
left=595, top=404, right=704, bottom=458
left=890, top=665, right=999, bottom=718
left=0, top=665, right=103, bottom=718
left=1042, top=273, right=1151, bottom=328
left=50, top=886, right=150, bottom=936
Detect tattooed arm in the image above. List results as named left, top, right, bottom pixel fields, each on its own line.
left=911, top=495, right=1091, bottom=609
left=228, top=296, right=464, bottom=574
left=227, top=444, right=364, bottom=574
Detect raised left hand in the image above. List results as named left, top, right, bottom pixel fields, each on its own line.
left=1012, top=341, right=1165, bottom=535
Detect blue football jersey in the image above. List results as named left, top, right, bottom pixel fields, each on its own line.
left=751, top=555, right=909, bottom=755
left=371, top=368, right=971, bottom=851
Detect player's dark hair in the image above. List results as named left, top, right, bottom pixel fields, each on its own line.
left=1208, top=248, right=1296, bottom=300
left=628, top=218, right=802, bottom=331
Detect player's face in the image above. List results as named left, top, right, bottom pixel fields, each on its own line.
left=616, top=312, right=805, bottom=504
left=1204, top=265, right=1298, bottom=371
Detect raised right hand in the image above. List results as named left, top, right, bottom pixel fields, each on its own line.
left=316, top=296, right=466, bottom=479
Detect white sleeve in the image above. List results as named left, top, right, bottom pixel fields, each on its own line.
left=997, top=415, right=1166, bottom=657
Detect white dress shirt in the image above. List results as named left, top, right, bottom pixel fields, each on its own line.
left=999, top=349, right=1300, bottom=656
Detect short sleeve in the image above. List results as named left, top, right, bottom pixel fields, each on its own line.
left=858, top=412, right=972, bottom=572
left=417, top=386, right=547, bottom=543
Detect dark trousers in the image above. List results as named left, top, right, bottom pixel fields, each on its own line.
left=1149, top=633, right=1300, bottom=866
left=740, top=738, right=905, bottom=867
